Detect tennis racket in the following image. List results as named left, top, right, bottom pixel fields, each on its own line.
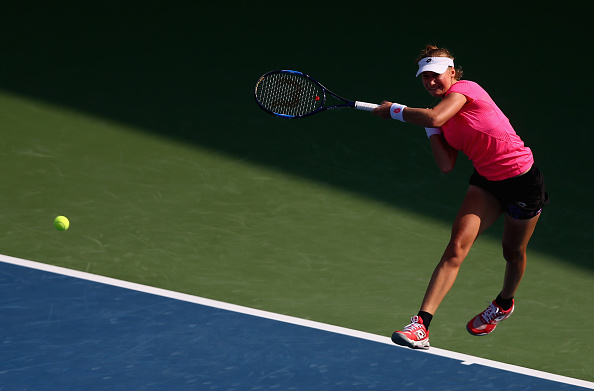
left=254, top=70, right=378, bottom=119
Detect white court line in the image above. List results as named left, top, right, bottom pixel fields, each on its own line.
left=1, top=253, right=592, bottom=390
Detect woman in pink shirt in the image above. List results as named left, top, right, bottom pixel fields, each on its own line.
left=372, top=45, right=548, bottom=350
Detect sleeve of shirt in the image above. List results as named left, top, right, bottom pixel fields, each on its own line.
left=446, top=80, right=479, bottom=100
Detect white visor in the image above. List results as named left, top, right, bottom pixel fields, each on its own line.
left=416, top=57, right=455, bottom=77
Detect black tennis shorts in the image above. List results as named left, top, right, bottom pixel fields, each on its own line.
left=469, top=165, right=548, bottom=220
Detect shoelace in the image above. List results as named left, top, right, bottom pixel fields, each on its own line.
left=480, top=303, right=501, bottom=323
left=403, top=316, right=424, bottom=331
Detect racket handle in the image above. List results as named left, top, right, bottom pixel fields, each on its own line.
left=354, top=101, right=379, bottom=111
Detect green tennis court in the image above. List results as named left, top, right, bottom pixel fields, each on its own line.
left=1, top=2, right=592, bottom=383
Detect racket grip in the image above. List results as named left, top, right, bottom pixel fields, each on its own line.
left=354, top=101, right=379, bottom=111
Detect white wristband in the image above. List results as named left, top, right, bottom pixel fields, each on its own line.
left=425, top=127, right=442, bottom=138
left=390, top=103, right=407, bottom=122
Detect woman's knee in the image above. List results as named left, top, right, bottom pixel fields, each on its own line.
left=502, top=246, right=526, bottom=263
left=442, top=239, right=471, bottom=267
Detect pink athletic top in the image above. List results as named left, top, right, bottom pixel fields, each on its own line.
left=442, top=80, right=534, bottom=181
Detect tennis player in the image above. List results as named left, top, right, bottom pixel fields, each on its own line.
left=372, top=45, right=548, bottom=349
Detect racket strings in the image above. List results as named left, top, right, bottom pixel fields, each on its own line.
left=256, top=73, right=323, bottom=117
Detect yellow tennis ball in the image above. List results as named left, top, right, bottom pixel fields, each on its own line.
left=54, top=216, right=70, bottom=231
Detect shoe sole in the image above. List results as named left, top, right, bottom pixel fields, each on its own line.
left=466, top=323, right=492, bottom=336
left=391, top=332, right=430, bottom=350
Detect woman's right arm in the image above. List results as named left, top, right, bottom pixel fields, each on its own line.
left=371, top=93, right=466, bottom=127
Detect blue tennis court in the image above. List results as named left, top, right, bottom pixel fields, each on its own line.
left=1, top=255, right=591, bottom=390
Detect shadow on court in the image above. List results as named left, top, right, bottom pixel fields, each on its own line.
left=0, top=2, right=591, bottom=275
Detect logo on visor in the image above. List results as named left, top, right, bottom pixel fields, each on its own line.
left=426, top=59, right=432, bottom=63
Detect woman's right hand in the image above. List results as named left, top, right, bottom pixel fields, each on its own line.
left=371, top=101, right=394, bottom=120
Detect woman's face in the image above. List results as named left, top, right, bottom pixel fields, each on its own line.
left=421, top=67, right=456, bottom=98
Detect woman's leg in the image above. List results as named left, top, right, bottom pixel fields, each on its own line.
left=499, top=213, right=540, bottom=299
left=420, top=185, right=502, bottom=315
left=392, top=185, right=503, bottom=349
left=465, top=212, right=541, bottom=336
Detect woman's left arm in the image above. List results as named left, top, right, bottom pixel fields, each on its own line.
left=372, top=92, right=467, bottom=128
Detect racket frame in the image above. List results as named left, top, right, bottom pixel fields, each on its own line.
left=255, top=70, right=376, bottom=119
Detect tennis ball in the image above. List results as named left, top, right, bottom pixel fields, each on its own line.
left=54, top=216, right=70, bottom=231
